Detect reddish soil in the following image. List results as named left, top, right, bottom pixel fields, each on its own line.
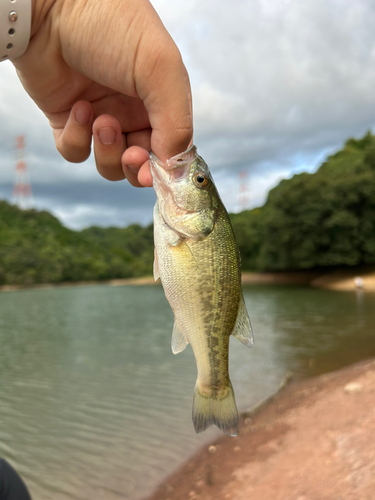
left=144, top=358, right=375, bottom=500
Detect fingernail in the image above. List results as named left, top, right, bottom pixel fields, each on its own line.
left=99, top=127, right=116, bottom=145
left=75, top=106, right=90, bottom=125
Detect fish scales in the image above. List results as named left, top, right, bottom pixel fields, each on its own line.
left=151, top=145, right=253, bottom=436
left=156, top=204, right=240, bottom=391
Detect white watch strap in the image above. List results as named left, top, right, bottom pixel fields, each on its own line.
left=1, top=0, right=31, bottom=61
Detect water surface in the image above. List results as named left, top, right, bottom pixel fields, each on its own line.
left=0, top=284, right=374, bottom=499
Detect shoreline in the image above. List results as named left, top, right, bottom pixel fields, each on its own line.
left=1, top=267, right=375, bottom=293
left=144, top=358, right=375, bottom=500
left=0, top=276, right=158, bottom=293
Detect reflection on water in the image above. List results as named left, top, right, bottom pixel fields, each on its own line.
left=0, top=284, right=374, bottom=499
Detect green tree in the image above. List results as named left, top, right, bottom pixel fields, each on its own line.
left=0, top=201, right=154, bottom=285
left=231, top=132, right=375, bottom=271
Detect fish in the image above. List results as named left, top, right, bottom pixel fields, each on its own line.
left=150, top=145, right=253, bottom=436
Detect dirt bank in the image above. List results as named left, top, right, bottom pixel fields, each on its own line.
left=0, top=271, right=322, bottom=293
left=242, top=267, right=375, bottom=291
left=311, top=268, right=375, bottom=292
left=241, top=271, right=321, bottom=285
left=145, top=358, right=375, bottom=500
left=0, top=276, right=158, bottom=293
left=2, top=267, right=375, bottom=293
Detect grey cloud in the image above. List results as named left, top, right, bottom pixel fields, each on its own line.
left=0, top=178, right=156, bottom=228
left=2, top=0, right=375, bottom=228
left=33, top=180, right=156, bottom=208
left=53, top=203, right=154, bottom=230
left=158, top=0, right=375, bottom=171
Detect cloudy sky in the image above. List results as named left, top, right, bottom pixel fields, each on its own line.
left=1, top=0, right=375, bottom=229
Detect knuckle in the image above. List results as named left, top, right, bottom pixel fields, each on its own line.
left=94, top=157, right=125, bottom=182
left=55, top=127, right=92, bottom=163
left=57, top=142, right=91, bottom=163
left=96, top=168, right=125, bottom=182
left=172, top=120, right=194, bottom=148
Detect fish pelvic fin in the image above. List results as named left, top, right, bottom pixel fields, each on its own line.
left=153, top=248, right=160, bottom=281
left=171, top=321, right=189, bottom=354
left=192, top=381, right=239, bottom=436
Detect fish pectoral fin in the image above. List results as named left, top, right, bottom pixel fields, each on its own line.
left=153, top=248, right=160, bottom=281
left=231, top=295, right=254, bottom=348
left=171, top=321, right=189, bottom=354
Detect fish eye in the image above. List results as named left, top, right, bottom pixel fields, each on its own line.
left=193, top=172, right=209, bottom=188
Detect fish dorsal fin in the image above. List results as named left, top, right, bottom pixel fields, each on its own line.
left=153, top=249, right=160, bottom=281
left=171, top=321, right=189, bottom=354
left=231, top=295, right=254, bottom=347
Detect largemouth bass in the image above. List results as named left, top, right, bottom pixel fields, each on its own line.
left=150, top=145, right=253, bottom=436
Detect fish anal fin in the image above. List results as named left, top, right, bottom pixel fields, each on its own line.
left=232, top=295, right=254, bottom=347
left=153, top=249, right=160, bottom=281
left=171, top=321, right=189, bottom=354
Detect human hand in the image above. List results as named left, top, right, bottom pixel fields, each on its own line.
left=12, top=0, right=193, bottom=187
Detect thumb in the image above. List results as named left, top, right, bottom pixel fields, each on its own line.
left=136, top=35, right=193, bottom=162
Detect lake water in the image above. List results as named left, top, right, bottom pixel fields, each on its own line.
left=0, top=284, right=374, bottom=499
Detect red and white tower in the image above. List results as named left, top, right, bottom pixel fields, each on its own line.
left=238, top=170, right=250, bottom=212
left=12, top=136, right=33, bottom=209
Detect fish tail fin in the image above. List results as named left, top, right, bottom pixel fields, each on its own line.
left=192, top=380, right=239, bottom=436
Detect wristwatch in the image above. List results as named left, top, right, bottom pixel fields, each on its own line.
left=1, top=0, right=31, bottom=61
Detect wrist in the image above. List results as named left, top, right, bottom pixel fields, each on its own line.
left=1, top=0, right=31, bottom=60
left=31, top=0, right=57, bottom=36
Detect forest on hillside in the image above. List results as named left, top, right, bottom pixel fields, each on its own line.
left=0, top=132, right=374, bottom=285
left=231, top=131, right=375, bottom=271
left=0, top=202, right=153, bottom=285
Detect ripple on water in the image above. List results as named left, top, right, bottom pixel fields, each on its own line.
left=1, top=285, right=375, bottom=499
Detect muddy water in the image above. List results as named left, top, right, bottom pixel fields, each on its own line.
left=0, top=284, right=374, bottom=499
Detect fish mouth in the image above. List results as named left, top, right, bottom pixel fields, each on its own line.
left=150, top=145, right=197, bottom=170
left=150, top=145, right=198, bottom=183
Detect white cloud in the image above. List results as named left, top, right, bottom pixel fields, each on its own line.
left=1, top=0, right=375, bottom=228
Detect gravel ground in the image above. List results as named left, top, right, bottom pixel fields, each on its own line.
left=144, top=358, right=375, bottom=500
